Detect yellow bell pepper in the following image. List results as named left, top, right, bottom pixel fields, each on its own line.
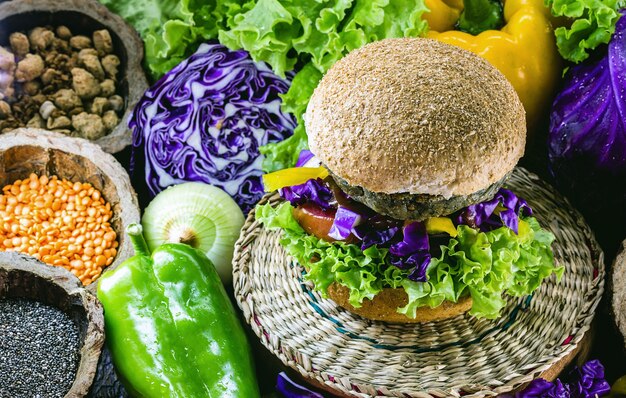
left=422, top=0, right=464, bottom=32
left=425, top=0, right=561, bottom=131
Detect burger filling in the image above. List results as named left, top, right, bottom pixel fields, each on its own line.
left=258, top=157, right=563, bottom=319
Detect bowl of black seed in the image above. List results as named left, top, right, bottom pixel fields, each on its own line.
left=0, top=251, right=104, bottom=398
left=0, top=0, right=148, bottom=153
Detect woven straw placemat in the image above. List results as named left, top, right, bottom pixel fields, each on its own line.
left=233, top=167, right=604, bottom=398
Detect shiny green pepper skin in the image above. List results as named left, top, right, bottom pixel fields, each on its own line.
left=97, top=224, right=260, bottom=398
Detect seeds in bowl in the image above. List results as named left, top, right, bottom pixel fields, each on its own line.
left=0, top=173, right=118, bottom=284
left=0, top=25, right=123, bottom=139
left=0, top=298, right=80, bottom=398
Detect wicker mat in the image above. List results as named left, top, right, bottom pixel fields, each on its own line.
left=233, top=167, right=604, bottom=398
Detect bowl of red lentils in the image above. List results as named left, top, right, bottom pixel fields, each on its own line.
left=0, top=127, right=140, bottom=292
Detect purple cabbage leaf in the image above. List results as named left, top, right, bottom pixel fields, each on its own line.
left=507, top=359, right=610, bottom=398
left=328, top=206, right=362, bottom=240
left=352, top=216, right=401, bottom=251
left=389, top=222, right=431, bottom=282
left=279, top=179, right=333, bottom=211
left=549, top=12, right=626, bottom=178
left=294, top=150, right=315, bottom=167
left=276, top=372, right=324, bottom=398
left=455, top=189, right=532, bottom=234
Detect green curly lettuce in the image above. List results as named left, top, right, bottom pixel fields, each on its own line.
left=259, top=64, right=322, bottom=172
left=545, top=0, right=625, bottom=63
left=256, top=202, right=563, bottom=319
left=219, top=0, right=430, bottom=171
left=99, top=0, right=249, bottom=80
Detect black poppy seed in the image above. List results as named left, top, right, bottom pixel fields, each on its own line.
left=0, top=298, right=80, bottom=398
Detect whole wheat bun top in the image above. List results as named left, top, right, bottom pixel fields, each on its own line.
left=305, top=38, right=526, bottom=198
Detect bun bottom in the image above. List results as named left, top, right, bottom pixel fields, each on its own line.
left=327, top=283, right=472, bottom=323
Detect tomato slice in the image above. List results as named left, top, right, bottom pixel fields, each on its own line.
left=291, top=205, right=358, bottom=244
left=292, top=205, right=336, bottom=241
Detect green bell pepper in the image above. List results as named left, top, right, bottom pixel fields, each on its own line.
left=97, top=224, right=260, bottom=398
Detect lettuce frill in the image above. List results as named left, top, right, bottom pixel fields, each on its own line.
left=256, top=201, right=563, bottom=319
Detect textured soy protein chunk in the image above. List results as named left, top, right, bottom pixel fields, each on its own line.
left=0, top=25, right=123, bottom=138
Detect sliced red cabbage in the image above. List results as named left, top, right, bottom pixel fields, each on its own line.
left=498, top=208, right=519, bottom=235
left=353, top=216, right=401, bottom=251
left=280, top=178, right=333, bottom=211
left=505, top=359, right=610, bottom=398
left=455, top=189, right=532, bottom=234
left=458, top=199, right=500, bottom=228
left=328, top=206, right=362, bottom=240
left=516, top=379, right=569, bottom=398
left=130, top=42, right=296, bottom=213
left=391, top=251, right=432, bottom=282
left=295, top=150, right=315, bottom=167
left=495, top=189, right=532, bottom=217
left=573, top=360, right=611, bottom=397
left=388, top=222, right=431, bottom=281
left=354, top=220, right=433, bottom=281
left=276, top=372, right=324, bottom=398
left=389, top=222, right=429, bottom=256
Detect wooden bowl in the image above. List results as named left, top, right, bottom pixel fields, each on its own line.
left=0, top=0, right=148, bottom=153
left=0, top=128, right=140, bottom=293
left=0, top=251, right=105, bottom=397
left=612, top=239, right=626, bottom=349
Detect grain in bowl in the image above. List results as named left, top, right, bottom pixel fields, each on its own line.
left=0, top=173, right=118, bottom=284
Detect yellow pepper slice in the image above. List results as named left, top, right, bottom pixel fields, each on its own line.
left=425, top=217, right=458, bottom=237
left=262, top=167, right=328, bottom=192
left=518, top=218, right=531, bottom=238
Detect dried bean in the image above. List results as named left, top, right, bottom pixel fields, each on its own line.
left=55, top=26, right=72, bottom=40
left=69, top=35, right=91, bottom=50
left=93, top=30, right=113, bottom=55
